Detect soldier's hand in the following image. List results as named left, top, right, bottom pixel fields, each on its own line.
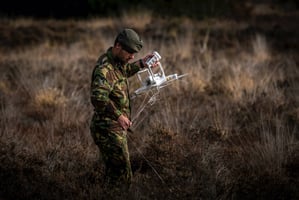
left=142, top=53, right=159, bottom=68
left=117, top=114, right=132, bottom=130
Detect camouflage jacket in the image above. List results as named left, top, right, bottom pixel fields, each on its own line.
left=90, top=47, right=141, bottom=130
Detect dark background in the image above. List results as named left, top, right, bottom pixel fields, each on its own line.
left=0, top=0, right=298, bottom=19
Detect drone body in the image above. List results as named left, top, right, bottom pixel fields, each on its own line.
left=132, top=51, right=187, bottom=97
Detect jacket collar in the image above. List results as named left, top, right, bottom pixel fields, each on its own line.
left=106, top=47, right=127, bottom=74
left=107, top=47, right=120, bottom=67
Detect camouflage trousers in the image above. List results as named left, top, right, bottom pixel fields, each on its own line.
left=90, top=124, right=132, bottom=192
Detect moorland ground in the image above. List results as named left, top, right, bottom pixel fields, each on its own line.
left=0, top=6, right=299, bottom=200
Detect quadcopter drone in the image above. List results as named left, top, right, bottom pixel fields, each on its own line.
left=132, top=51, right=187, bottom=98
left=130, top=51, right=187, bottom=124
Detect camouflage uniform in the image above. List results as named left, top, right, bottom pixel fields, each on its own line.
left=90, top=46, right=142, bottom=190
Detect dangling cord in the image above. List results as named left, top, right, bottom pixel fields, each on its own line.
left=131, top=92, right=150, bottom=124
left=127, top=133, right=166, bottom=185
left=131, top=90, right=159, bottom=124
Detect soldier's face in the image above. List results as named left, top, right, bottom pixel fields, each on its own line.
left=119, top=47, right=135, bottom=63
left=115, top=43, right=135, bottom=64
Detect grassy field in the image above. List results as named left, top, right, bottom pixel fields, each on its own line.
left=0, top=8, right=299, bottom=200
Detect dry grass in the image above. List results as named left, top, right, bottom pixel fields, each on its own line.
left=0, top=12, right=299, bottom=200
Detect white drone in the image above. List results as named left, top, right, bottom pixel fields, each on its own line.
left=132, top=51, right=187, bottom=98
left=130, top=51, right=187, bottom=125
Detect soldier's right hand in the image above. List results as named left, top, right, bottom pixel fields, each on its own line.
left=142, top=53, right=160, bottom=68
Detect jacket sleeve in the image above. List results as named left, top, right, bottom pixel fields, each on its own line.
left=124, top=60, right=142, bottom=77
left=90, top=67, right=122, bottom=120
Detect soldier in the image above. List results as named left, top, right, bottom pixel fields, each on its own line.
left=90, top=28, right=156, bottom=195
